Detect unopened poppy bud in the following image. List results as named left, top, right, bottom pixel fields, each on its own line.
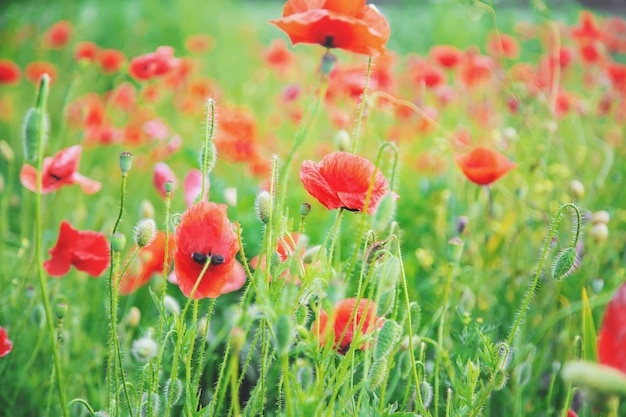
left=119, top=151, right=133, bottom=173
left=373, top=193, right=397, bottom=234
left=127, top=306, right=141, bottom=327
left=334, top=130, right=351, bottom=152
left=0, top=140, right=14, bottom=163
left=134, top=218, right=156, bottom=247
left=447, top=237, right=464, bottom=264
left=164, top=378, right=183, bottom=407
left=591, top=210, right=610, bottom=225
left=368, top=358, right=388, bottom=390
left=164, top=180, right=174, bottom=193
left=419, top=381, right=434, bottom=408
left=561, top=361, right=626, bottom=396
left=54, top=303, right=68, bottom=319
left=492, top=369, right=509, bottom=391
left=199, top=141, right=217, bottom=174
left=229, top=326, right=246, bottom=353
left=300, top=202, right=311, bottom=217
left=110, top=233, right=126, bottom=252
left=295, top=304, right=309, bottom=327
left=22, top=74, right=50, bottom=162
left=139, top=200, right=155, bottom=219
left=374, top=320, right=402, bottom=360
left=320, top=52, right=337, bottom=75
left=255, top=190, right=272, bottom=224
left=552, top=247, right=577, bottom=281
left=275, top=314, right=293, bottom=356
left=131, top=334, right=158, bottom=362
left=570, top=179, right=584, bottom=199
left=163, top=295, right=180, bottom=316
left=590, top=222, right=609, bottom=243
left=375, top=255, right=401, bottom=293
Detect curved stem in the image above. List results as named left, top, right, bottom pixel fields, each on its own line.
left=200, top=98, right=216, bottom=202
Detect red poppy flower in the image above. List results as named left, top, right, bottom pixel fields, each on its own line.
left=269, top=0, right=391, bottom=57
left=119, top=231, right=175, bottom=295
left=0, top=326, right=12, bottom=358
left=598, top=282, right=626, bottom=374
left=300, top=151, right=393, bottom=214
left=25, top=62, right=57, bottom=85
left=454, top=146, right=516, bottom=186
left=264, top=38, right=296, bottom=76
left=0, top=60, right=21, bottom=85
left=98, top=49, right=126, bottom=74
left=42, top=20, right=72, bottom=49
left=153, top=162, right=177, bottom=199
left=429, top=45, right=462, bottom=69
left=312, top=298, right=381, bottom=354
left=129, top=46, right=178, bottom=81
left=20, top=145, right=101, bottom=194
left=74, top=41, right=100, bottom=63
left=219, top=260, right=247, bottom=294
left=43, top=221, right=110, bottom=277
left=173, top=202, right=239, bottom=299
left=486, top=33, right=519, bottom=60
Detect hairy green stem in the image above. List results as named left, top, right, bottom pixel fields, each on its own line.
left=350, top=57, right=373, bottom=154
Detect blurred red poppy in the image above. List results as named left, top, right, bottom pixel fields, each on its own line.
left=173, top=202, right=239, bottom=299
left=20, top=145, right=101, bottom=194
left=486, top=32, right=519, bottom=59
left=183, top=169, right=209, bottom=207
left=598, top=282, right=626, bottom=374
left=270, top=0, right=390, bottom=56
left=43, top=221, right=110, bottom=277
left=129, top=46, right=178, bottom=81
left=300, top=151, right=393, bottom=214
left=454, top=146, right=516, bottom=186
left=0, top=60, right=21, bottom=85
left=313, top=298, right=381, bottom=354
left=264, top=38, right=296, bottom=76
left=25, top=62, right=57, bottom=85
left=42, top=20, right=72, bottom=49
left=153, top=162, right=177, bottom=199
left=0, top=327, right=12, bottom=358
left=429, top=45, right=462, bottom=69
left=98, top=49, right=126, bottom=74
left=74, top=41, right=100, bottom=63
left=119, top=231, right=175, bottom=294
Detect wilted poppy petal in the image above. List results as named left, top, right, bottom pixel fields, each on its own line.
left=0, top=327, right=12, bottom=358
left=598, top=282, right=626, bottom=374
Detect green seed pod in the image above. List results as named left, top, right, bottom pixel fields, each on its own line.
left=119, top=151, right=133, bottom=173
left=374, top=320, right=402, bottom=361
left=110, top=233, right=126, bottom=252
left=334, top=129, right=351, bottom=152
left=368, top=358, right=388, bottom=390
left=552, top=247, right=577, bottom=281
left=447, top=237, right=464, bottom=264
left=54, top=303, right=68, bottom=320
left=300, top=202, right=311, bottom=217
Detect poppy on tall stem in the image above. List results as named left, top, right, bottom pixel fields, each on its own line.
left=173, top=202, right=239, bottom=299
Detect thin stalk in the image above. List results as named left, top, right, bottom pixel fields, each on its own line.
left=282, top=354, right=294, bottom=417
left=350, top=56, right=373, bottom=154
left=434, top=261, right=456, bottom=417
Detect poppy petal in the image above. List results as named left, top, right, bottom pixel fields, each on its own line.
left=0, top=327, right=12, bottom=358
left=300, top=159, right=342, bottom=210
left=598, top=282, right=626, bottom=374
left=220, top=260, right=246, bottom=294
left=71, top=173, right=102, bottom=194
left=323, top=0, right=366, bottom=15
left=19, top=164, right=39, bottom=193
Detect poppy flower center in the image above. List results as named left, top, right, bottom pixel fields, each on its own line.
left=191, top=252, right=225, bottom=265
left=323, top=35, right=335, bottom=48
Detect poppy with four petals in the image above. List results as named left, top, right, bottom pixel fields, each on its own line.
left=43, top=221, right=110, bottom=277
left=270, top=0, right=391, bottom=57
left=454, top=146, right=516, bottom=186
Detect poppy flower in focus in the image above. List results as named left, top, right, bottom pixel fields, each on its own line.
left=153, top=162, right=177, bottom=199
left=183, top=169, right=209, bottom=207
left=42, top=20, right=72, bottom=49
left=0, top=327, right=12, bottom=358
left=454, top=146, right=516, bottom=186
left=43, top=221, right=110, bottom=277
left=300, top=151, right=393, bottom=214
left=173, top=202, right=239, bottom=299
left=598, top=282, right=626, bottom=374
left=74, top=41, right=100, bottom=63
left=129, top=46, right=178, bottom=81
left=0, top=60, right=21, bottom=85
left=312, top=298, right=382, bottom=354
left=25, top=62, right=57, bottom=85
left=20, top=145, right=101, bottom=194
left=98, top=49, right=126, bottom=74
left=269, top=0, right=391, bottom=57
left=119, top=231, right=175, bottom=295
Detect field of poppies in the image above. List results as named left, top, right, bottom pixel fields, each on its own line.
left=2, top=0, right=626, bottom=416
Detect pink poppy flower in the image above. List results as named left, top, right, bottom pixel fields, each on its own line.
left=183, top=169, right=209, bottom=207
left=153, top=162, right=177, bottom=199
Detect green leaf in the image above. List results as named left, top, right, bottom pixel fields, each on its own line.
left=582, top=288, right=599, bottom=362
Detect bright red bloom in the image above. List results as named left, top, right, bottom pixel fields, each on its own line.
left=459, top=51, right=493, bottom=87
left=153, top=162, right=177, bottom=199
left=119, top=232, right=175, bottom=295
left=454, top=146, right=516, bottom=186
left=20, top=145, right=101, bottom=194
left=264, top=38, right=296, bottom=76
left=98, top=49, right=126, bottom=74
left=214, top=106, right=259, bottom=163
left=429, top=45, right=462, bottom=69
left=598, top=282, right=626, bottom=374
left=74, top=41, right=100, bottom=63
left=486, top=32, right=519, bottom=59
left=129, top=46, right=178, bottom=81
left=173, top=202, right=239, bottom=299
left=25, top=61, right=57, bottom=85
left=42, top=20, right=72, bottom=49
left=300, top=151, right=393, bottom=214
left=0, top=60, right=21, bottom=85
left=0, top=327, right=12, bottom=358
left=270, top=0, right=390, bottom=56
left=571, top=10, right=601, bottom=42
left=43, top=221, right=110, bottom=277
left=313, top=298, right=382, bottom=354
left=410, top=59, right=446, bottom=88
left=567, top=410, right=578, bottom=417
